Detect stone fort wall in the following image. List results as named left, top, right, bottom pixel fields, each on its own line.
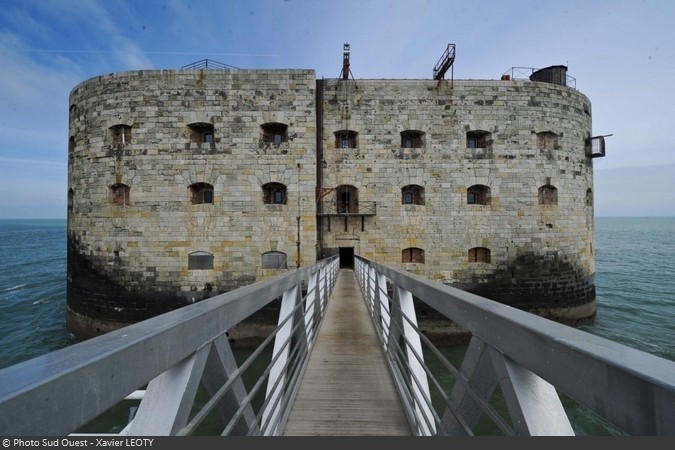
left=67, top=68, right=597, bottom=342
left=67, top=70, right=318, bottom=338
left=318, top=79, right=596, bottom=339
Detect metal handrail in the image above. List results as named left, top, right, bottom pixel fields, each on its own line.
left=317, top=200, right=377, bottom=216
left=354, top=256, right=675, bottom=436
left=181, top=59, right=239, bottom=70
left=0, top=256, right=339, bottom=436
left=502, top=66, right=577, bottom=89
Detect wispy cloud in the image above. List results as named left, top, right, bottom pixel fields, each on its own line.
left=0, top=157, right=66, bottom=167
left=21, top=50, right=279, bottom=57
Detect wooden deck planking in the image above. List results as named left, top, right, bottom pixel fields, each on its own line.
left=282, top=268, right=411, bottom=436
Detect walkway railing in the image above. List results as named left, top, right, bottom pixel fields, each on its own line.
left=354, top=256, right=675, bottom=436
left=0, top=256, right=339, bottom=436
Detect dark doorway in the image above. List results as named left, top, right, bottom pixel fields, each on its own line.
left=339, top=247, right=354, bottom=268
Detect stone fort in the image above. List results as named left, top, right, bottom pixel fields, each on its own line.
left=66, top=46, right=606, bottom=344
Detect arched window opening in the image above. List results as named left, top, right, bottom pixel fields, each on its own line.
left=467, top=185, right=490, bottom=205
left=538, top=185, right=558, bottom=206
left=401, top=185, right=425, bottom=205
left=400, top=130, right=425, bottom=148
left=110, top=125, right=132, bottom=145
left=334, top=130, right=358, bottom=149
left=261, top=122, right=288, bottom=145
left=466, top=130, right=491, bottom=149
left=188, top=251, right=214, bottom=270
left=402, top=247, right=425, bottom=263
left=468, top=247, right=491, bottom=263
left=537, top=131, right=559, bottom=150
left=188, top=122, right=215, bottom=143
left=586, top=188, right=593, bottom=206
left=336, top=185, right=358, bottom=213
left=262, top=251, right=287, bottom=269
left=189, top=183, right=214, bottom=204
left=68, top=189, right=74, bottom=214
left=262, top=183, right=287, bottom=205
left=110, top=183, right=130, bottom=206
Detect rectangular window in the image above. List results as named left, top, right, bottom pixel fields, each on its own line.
left=262, top=252, right=287, bottom=269
left=468, top=247, right=490, bottom=263
left=189, top=252, right=214, bottom=270
left=202, top=190, right=214, bottom=204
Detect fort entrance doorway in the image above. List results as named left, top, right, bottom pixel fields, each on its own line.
left=339, top=247, right=354, bottom=268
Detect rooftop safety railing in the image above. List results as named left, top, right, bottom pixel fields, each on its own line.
left=0, top=256, right=339, bottom=436
left=354, top=256, right=675, bottom=436
left=502, top=66, right=577, bottom=90
left=181, top=59, right=239, bottom=70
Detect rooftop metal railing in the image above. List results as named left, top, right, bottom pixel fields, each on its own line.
left=354, top=256, right=675, bottom=436
left=502, top=66, right=577, bottom=89
left=0, top=256, right=339, bottom=436
left=181, top=59, right=239, bottom=70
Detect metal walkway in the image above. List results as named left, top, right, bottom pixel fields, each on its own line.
left=283, top=269, right=411, bottom=436
left=2, top=255, right=674, bottom=436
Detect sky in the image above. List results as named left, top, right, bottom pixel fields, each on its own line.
left=1, top=0, right=674, bottom=219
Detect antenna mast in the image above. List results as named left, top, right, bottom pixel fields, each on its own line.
left=340, top=43, right=353, bottom=80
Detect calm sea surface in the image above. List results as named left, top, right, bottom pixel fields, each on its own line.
left=0, top=217, right=674, bottom=433
left=2, top=217, right=674, bottom=367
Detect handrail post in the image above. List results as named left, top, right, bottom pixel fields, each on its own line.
left=262, top=283, right=300, bottom=435
left=376, top=271, right=390, bottom=346
left=368, top=264, right=377, bottom=319
left=305, top=270, right=319, bottom=342
left=396, top=285, right=435, bottom=435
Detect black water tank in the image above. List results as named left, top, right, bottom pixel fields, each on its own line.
left=530, top=65, right=568, bottom=86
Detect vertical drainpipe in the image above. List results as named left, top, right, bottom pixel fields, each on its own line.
left=297, top=164, right=301, bottom=268
left=315, top=79, right=324, bottom=260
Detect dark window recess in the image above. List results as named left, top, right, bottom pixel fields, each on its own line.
left=468, top=247, right=491, bottom=263
left=466, top=130, right=491, bottom=148
left=538, top=185, right=558, bottom=205
left=467, top=185, right=490, bottom=205
left=68, top=189, right=74, bottom=213
left=336, top=185, right=358, bottom=213
left=188, top=252, right=214, bottom=270
left=188, top=122, right=215, bottom=143
left=110, top=183, right=130, bottom=206
left=402, top=247, right=425, bottom=263
left=110, top=125, right=132, bottom=145
left=586, top=188, right=593, bottom=206
left=401, top=130, right=425, bottom=148
left=190, top=183, right=214, bottom=204
left=261, top=122, right=288, bottom=144
left=401, top=185, right=425, bottom=205
left=537, top=131, right=558, bottom=150
left=262, top=183, right=287, bottom=205
left=262, top=251, right=287, bottom=269
left=335, top=130, right=358, bottom=149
